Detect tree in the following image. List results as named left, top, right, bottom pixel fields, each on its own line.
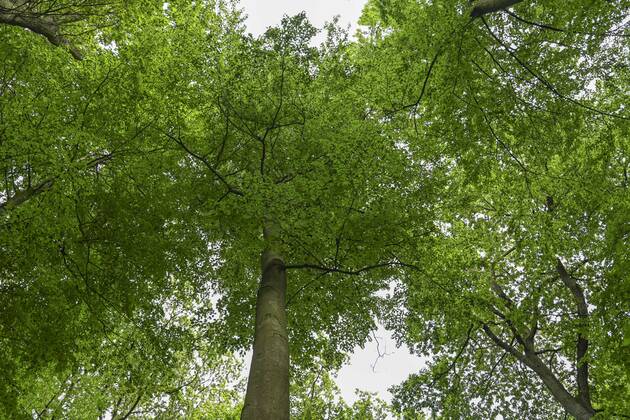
left=355, top=0, right=629, bottom=417
left=153, top=14, right=428, bottom=418
left=1, top=2, right=429, bottom=418
left=0, top=1, right=253, bottom=416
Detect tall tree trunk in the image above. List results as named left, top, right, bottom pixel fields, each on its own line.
left=241, top=225, right=289, bottom=420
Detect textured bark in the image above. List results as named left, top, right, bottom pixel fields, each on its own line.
left=241, top=241, right=289, bottom=420
left=471, top=0, right=524, bottom=18
left=521, top=351, right=594, bottom=420
left=0, top=0, right=82, bottom=59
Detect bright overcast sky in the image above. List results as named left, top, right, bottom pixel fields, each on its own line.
left=239, top=0, right=365, bottom=39
left=237, top=0, right=425, bottom=406
left=335, top=325, right=426, bottom=405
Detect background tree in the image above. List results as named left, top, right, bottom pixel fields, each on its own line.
left=0, top=2, right=250, bottom=416
left=290, top=369, right=395, bottom=419
left=354, top=0, right=629, bottom=418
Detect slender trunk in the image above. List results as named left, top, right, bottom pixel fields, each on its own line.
left=241, top=227, right=289, bottom=419
left=521, top=351, right=595, bottom=420
left=483, top=325, right=594, bottom=420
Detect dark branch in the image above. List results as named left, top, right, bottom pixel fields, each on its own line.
left=504, top=10, right=564, bottom=32
left=284, top=261, right=398, bottom=275
left=388, top=46, right=442, bottom=115
left=535, top=347, right=563, bottom=355
left=165, top=131, right=243, bottom=197
left=431, top=324, right=474, bottom=385
left=482, top=324, right=525, bottom=361
left=505, top=10, right=629, bottom=38
left=482, top=17, right=628, bottom=120
left=119, top=391, right=144, bottom=420
left=370, top=331, right=394, bottom=372
left=0, top=0, right=83, bottom=59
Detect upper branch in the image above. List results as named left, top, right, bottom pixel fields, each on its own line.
left=0, top=177, right=53, bottom=214
left=284, top=261, right=398, bottom=275
left=165, top=131, right=243, bottom=197
left=482, top=17, right=628, bottom=120
left=0, top=0, right=83, bottom=59
left=0, top=152, right=114, bottom=214
left=431, top=324, right=475, bottom=385
left=482, top=323, right=525, bottom=361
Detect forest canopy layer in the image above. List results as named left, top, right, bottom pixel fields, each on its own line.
left=0, top=0, right=628, bottom=418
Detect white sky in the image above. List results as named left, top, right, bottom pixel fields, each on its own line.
left=239, top=0, right=365, bottom=39
left=335, top=325, right=426, bottom=405
left=238, top=0, right=425, bottom=407
left=242, top=326, right=425, bottom=407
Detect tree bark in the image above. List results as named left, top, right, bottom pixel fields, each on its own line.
left=471, top=0, right=524, bottom=18
left=241, top=226, right=289, bottom=420
left=520, top=351, right=595, bottom=420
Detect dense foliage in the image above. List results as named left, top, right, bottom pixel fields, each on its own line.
left=0, top=0, right=627, bottom=418
left=355, top=0, right=629, bottom=417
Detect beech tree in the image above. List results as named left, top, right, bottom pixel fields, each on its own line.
left=0, top=2, right=245, bottom=416
left=1, top=2, right=424, bottom=418
left=152, top=14, right=428, bottom=418
left=355, top=0, right=628, bottom=418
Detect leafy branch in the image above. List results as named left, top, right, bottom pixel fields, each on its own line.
left=164, top=131, right=244, bottom=197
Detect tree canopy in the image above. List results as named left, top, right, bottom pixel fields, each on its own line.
left=0, top=0, right=628, bottom=418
